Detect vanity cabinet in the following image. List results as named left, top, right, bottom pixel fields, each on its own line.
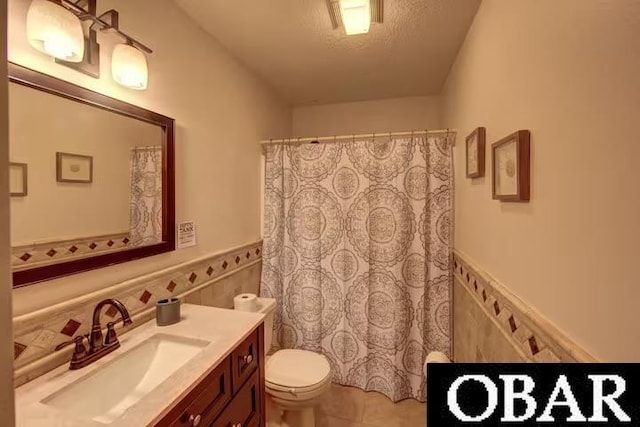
left=213, top=372, right=261, bottom=427
left=157, top=324, right=265, bottom=427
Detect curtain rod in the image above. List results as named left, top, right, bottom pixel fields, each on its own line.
left=259, top=129, right=457, bottom=146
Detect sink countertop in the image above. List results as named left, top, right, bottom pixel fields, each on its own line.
left=15, top=304, right=265, bottom=427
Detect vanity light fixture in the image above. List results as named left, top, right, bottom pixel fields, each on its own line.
left=26, top=0, right=84, bottom=62
left=326, top=0, right=382, bottom=36
left=25, top=0, right=152, bottom=90
left=111, top=43, right=148, bottom=90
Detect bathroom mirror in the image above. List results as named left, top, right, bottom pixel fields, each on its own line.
left=8, top=63, right=175, bottom=287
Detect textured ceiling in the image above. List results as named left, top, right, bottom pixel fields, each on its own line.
left=174, top=0, right=481, bottom=105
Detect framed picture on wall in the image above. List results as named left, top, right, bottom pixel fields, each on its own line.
left=466, top=127, right=485, bottom=178
left=56, top=152, right=93, bottom=183
left=9, top=162, right=28, bottom=197
left=492, top=130, right=530, bottom=202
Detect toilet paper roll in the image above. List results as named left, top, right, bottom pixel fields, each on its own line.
left=424, top=351, right=451, bottom=376
left=234, top=293, right=258, bottom=312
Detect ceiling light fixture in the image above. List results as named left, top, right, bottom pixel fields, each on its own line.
left=25, top=0, right=152, bottom=90
left=327, top=0, right=383, bottom=36
left=339, top=0, right=371, bottom=35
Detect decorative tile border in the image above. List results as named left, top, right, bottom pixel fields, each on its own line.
left=453, top=250, right=596, bottom=363
left=13, top=240, right=263, bottom=385
left=12, top=232, right=131, bottom=271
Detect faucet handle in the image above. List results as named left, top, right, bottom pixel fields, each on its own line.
left=104, top=321, right=119, bottom=346
left=55, top=336, right=87, bottom=363
left=55, top=335, right=87, bottom=352
left=70, top=336, right=88, bottom=361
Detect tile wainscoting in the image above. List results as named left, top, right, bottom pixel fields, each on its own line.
left=453, top=250, right=595, bottom=363
left=13, top=240, right=263, bottom=387
left=12, top=232, right=131, bottom=271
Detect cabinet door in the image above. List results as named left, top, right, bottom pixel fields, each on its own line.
left=231, top=330, right=259, bottom=394
left=156, top=358, right=232, bottom=427
left=212, top=371, right=260, bottom=427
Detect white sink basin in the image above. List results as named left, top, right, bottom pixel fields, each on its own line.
left=42, top=334, right=210, bottom=424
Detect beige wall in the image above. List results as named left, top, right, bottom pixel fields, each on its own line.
left=1, top=0, right=17, bottom=422
left=292, top=96, right=440, bottom=136
left=9, top=0, right=291, bottom=315
left=9, top=83, right=162, bottom=244
left=442, top=0, right=640, bottom=361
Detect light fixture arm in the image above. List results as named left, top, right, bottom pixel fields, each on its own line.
left=94, top=9, right=118, bottom=31
left=60, top=0, right=152, bottom=53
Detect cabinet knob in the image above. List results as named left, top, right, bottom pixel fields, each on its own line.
left=188, top=414, right=201, bottom=426
left=233, top=423, right=242, bottom=427
left=243, top=354, right=253, bottom=364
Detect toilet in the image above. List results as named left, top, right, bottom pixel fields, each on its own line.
left=252, top=297, right=332, bottom=427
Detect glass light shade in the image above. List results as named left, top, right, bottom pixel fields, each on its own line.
left=339, top=0, right=371, bottom=35
left=112, top=44, right=148, bottom=90
left=26, top=0, right=84, bottom=62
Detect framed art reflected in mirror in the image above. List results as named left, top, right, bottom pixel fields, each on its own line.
left=56, top=152, right=93, bottom=183
left=9, top=162, right=28, bottom=197
left=492, top=130, right=530, bottom=202
left=8, top=63, right=175, bottom=287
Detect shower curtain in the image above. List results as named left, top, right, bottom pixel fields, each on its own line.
left=260, top=133, right=454, bottom=402
left=129, top=146, right=163, bottom=247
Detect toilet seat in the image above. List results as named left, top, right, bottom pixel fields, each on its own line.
left=265, top=349, right=332, bottom=400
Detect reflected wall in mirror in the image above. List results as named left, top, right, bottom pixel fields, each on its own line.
left=9, top=63, right=175, bottom=287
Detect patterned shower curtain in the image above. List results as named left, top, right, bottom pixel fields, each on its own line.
left=129, top=146, right=163, bottom=247
left=260, top=133, right=454, bottom=402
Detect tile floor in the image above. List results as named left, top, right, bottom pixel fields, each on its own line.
left=315, top=384, right=427, bottom=427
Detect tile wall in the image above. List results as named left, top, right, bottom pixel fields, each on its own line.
left=12, top=232, right=131, bottom=271
left=14, top=242, right=595, bottom=388
left=13, top=240, right=263, bottom=386
left=453, top=250, right=595, bottom=363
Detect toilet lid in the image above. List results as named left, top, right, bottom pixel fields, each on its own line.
left=266, top=349, right=331, bottom=388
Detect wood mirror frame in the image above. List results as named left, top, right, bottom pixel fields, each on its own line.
left=9, top=62, right=175, bottom=288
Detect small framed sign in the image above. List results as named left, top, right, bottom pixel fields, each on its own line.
left=56, top=152, right=93, bottom=183
left=466, top=127, right=486, bottom=178
left=177, top=221, right=197, bottom=249
left=9, top=162, right=28, bottom=197
left=492, top=130, right=530, bottom=202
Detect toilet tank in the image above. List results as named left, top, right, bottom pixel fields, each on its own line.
left=255, top=297, right=277, bottom=354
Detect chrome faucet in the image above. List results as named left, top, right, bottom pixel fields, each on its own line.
left=56, top=298, right=133, bottom=370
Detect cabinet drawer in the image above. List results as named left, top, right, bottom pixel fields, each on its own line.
left=156, top=358, right=232, bottom=427
left=231, top=330, right=259, bottom=394
left=212, top=370, right=260, bottom=427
